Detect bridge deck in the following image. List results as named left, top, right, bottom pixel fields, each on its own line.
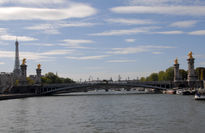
left=39, top=82, right=171, bottom=95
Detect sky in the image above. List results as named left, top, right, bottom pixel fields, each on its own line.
left=0, top=0, right=205, bottom=81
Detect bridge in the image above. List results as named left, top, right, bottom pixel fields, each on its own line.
left=33, top=81, right=173, bottom=95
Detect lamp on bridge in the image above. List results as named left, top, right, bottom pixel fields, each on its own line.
left=36, top=64, right=42, bottom=84
left=187, top=51, right=197, bottom=87
left=174, top=58, right=180, bottom=82
left=20, top=58, right=28, bottom=85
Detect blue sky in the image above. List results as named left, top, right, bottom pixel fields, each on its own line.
left=0, top=0, right=205, bottom=81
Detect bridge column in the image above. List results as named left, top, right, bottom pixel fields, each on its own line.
left=173, top=58, right=182, bottom=88
left=36, top=64, right=42, bottom=84
left=187, top=52, right=197, bottom=88
left=174, top=58, right=180, bottom=82
left=20, top=60, right=28, bottom=85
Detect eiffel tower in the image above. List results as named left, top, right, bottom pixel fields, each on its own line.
left=13, top=39, right=21, bottom=80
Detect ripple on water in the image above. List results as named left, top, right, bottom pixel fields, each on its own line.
left=0, top=94, right=205, bottom=133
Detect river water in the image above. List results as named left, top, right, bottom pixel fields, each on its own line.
left=0, top=94, right=205, bottom=133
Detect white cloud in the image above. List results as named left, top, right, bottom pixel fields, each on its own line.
left=85, top=66, right=104, bottom=70
left=111, top=6, right=205, bottom=16
left=90, top=26, right=159, bottom=36
left=109, top=47, right=147, bottom=55
left=20, top=52, right=53, bottom=60
left=0, top=28, right=7, bottom=34
left=91, top=27, right=184, bottom=36
left=0, top=41, right=9, bottom=46
left=107, top=60, right=136, bottom=63
left=152, top=52, right=163, bottom=54
left=0, top=35, right=37, bottom=41
left=63, top=39, right=94, bottom=44
left=170, top=20, right=197, bottom=28
left=26, top=24, right=60, bottom=34
left=0, top=0, right=66, bottom=5
left=0, top=50, right=44, bottom=60
left=0, top=49, right=72, bottom=60
left=128, top=0, right=205, bottom=6
left=106, top=18, right=154, bottom=25
left=0, top=51, right=14, bottom=58
left=26, top=22, right=96, bottom=34
left=90, top=28, right=145, bottom=36
left=60, top=39, right=94, bottom=49
left=108, top=45, right=174, bottom=55
left=59, top=22, right=97, bottom=27
left=129, top=0, right=205, bottom=6
left=125, top=39, right=136, bottom=43
left=40, top=50, right=73, bottom=55
left=154, top=30, right=184, bottom=34
left=66, top=55, right=108, bottom=60
left=188, top=30, right=205, bottom=35
left=0, top=62, right=5, bottom=65
left=0, top=28, right=37, bottom=41
left=24, top=43, right=55, bottom=47
left=0, top=4, right=96, bottom=21
left=129, top=0, right=172, bottom=6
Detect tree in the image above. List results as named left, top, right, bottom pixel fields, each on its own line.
left=147, top=73, right=158, bottom=81
left=27, top=77, right=35, bottom=85
left=196, top=67, right=205, bottom=80
left=63, top=78, right=74, bottom=83
left=140, top=77, right=146, bottom=82
left=179, top=69, right=187, bottom=80
left=41, top=72, right=74, bottom=84
left=164, top=67, right=174, bottom=81
left=45, top=72, right=58, bottom=83
left=158, top=71, right=166, bottom=81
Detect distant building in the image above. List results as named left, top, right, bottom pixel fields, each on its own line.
left=0, top=72, right=13, bottom=93
left=0, top=41, right=20, bottom=93
left=0, top=40, right=20, bottom=92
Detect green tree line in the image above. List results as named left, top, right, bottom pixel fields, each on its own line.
left=41, top=72, right=75, bottom=84
left=140, top=67, right=205, bottom=82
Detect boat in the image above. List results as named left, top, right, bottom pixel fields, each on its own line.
left=176, top=89, right=183, bottom=95
left=67, top=88, right=148, bottom=95
left=195, top=89, right=205, bottom=100
left=195, top=93, right=205, bottom=100
left=182, top=89, right=195, bottom=95
left=144, top=88, right=155, bottom=94
left=164, top=89, right=176, bottom=94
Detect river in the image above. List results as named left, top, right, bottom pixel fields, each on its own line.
left=0, top=94, right=205, bottom=133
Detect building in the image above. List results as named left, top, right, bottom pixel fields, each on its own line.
left=0, top=40, right=20, bottom=93
left=0, top=72, right=13, bottom=93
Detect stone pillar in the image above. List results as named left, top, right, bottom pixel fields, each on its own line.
left=173, top=58, right=181, bottom=88
left=187, top=52, right=197, bottom=88
left=36, top=68, right=42, bottom=84
left=174, top=58, right=180, bottom=82
left=187, top=58, right=196, bottom=81
left=20, top=64, right=27, bottom=85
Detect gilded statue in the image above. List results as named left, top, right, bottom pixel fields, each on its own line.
left=188, top=51, right=193, bottom=59
left=174, top=58, right=178, bottom=64
left=37, top=64, right=41, bottom=69
left=22, top=58, right=26, bottom=65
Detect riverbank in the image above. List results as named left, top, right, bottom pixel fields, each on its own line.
left=0, top=94, right=37, bottom=101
